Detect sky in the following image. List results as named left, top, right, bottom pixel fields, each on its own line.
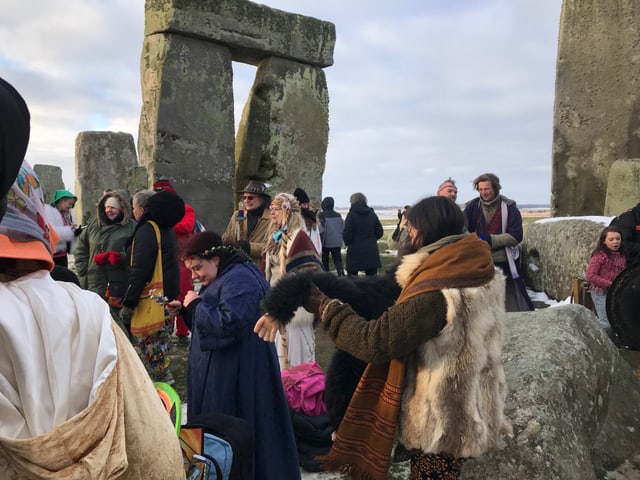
left=0, top=0, right=562, bottom=207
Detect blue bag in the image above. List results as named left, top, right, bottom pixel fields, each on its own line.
left=180, top=414, right=254, bottom=480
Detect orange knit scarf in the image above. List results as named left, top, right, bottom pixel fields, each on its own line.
left=320, top=234, right=494, bottom=480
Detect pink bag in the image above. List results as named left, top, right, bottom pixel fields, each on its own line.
left=281, top=361, right=327, bottom=416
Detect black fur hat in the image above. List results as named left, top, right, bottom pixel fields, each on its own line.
left=147, top=190, right=185, bottom=228
left=293, top=187, right=310, bottom=204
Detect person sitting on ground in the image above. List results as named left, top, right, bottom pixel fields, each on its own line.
left=222, top=179, right=272, bottom=265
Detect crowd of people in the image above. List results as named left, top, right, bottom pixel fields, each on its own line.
left=2, top=73, right=636, bottom=479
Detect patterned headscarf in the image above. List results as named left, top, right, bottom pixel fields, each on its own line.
left=0, top=161, right=55, bottom=270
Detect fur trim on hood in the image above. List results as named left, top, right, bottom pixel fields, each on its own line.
left=97, top=191, right=132, bottom=226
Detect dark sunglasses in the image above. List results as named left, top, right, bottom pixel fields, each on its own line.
left=242, top=195, right=255, bottom=200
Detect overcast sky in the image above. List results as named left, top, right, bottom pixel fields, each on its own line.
left=1, top=0, right=562, bottom=207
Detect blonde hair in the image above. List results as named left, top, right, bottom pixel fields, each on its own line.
left=264, top=193, right=306, bottom=269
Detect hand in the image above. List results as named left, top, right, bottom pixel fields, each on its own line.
left=166, top=300, right=182, bottom=317
left=107, top=251, right=122, bottom=266
left=94, top=252, right=110, bottom=265
left=120, top=306, right=135, bottom=326
left=303, top=283, right=332, bottom=318
left=73, top=225, right=83, bottom=237
left=254, top=314, right=285, bottom=342
left=183, top=290, right=199, bottom=307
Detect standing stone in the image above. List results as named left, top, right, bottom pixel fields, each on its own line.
left=604, top=158, right=640, bottom=216
left=33, top=164, right=65, bottom=205
left=75, top=131, right=138, bottom=224
left=138, top=33, right=236, bottom=232
left=235, top=56, right=329, bottom=204
left=552, top=0, right=640, bottom=216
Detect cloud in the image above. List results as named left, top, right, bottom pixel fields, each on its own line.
left=1, top=0, right=561, bottom=206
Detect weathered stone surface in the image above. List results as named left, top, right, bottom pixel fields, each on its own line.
left=138, top=33, right=236, bottom=232
left=552, top=0, right=640, bottom=217
left=75, top=131, right=137, bottom=224
left=144, top=0, right=335, bottom=67
left=604, top=159, right=640, bottom=216
left=33, top=164, right=65, bottom=204
left=234, top=56, right=329, bottom=206
left=522, top=217, right=609, bottom=300
left=461, top=305, right=640, bottom=480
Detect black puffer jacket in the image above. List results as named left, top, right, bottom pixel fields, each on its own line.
left=343, top=200, right=383, bottom=272
left=123, top=191, right=184, bottom=308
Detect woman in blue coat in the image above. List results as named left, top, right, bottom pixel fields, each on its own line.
left=167, top=231, right=300, bottom=480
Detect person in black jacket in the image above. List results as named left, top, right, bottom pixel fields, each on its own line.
left=343, top=192, right=384, bottom=276
left=610, top=203, right=640, bottom=264
left=121, top=189, right=184, bottom=384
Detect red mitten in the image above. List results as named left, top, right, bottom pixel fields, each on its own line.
left=108, top=251, right=123, bottom=266
left=94, top=252, right=110, bottom=265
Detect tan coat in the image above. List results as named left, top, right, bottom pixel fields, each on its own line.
left=222, top=207, right=271, bottom=264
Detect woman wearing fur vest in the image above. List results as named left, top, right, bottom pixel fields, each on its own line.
left=255, top=196, right=511, bottom=480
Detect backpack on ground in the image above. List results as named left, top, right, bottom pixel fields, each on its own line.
left=180, top=413, right=254, bottom=480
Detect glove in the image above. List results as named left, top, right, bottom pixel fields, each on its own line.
left=94, top=252, right=110, bottom=265
left=236, top=240, right=251, bottom=256
left=120, top=306, right=135, bottom=326
left=108, top=251, right=123, bottom=265
left=302, top=283, right=333, bottom=319
left=478, top=233, right=492, bottom=247
left=73, top=225, right=83, bottom=237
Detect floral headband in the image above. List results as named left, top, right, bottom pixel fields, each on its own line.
left=270, top=194, right=300, bottom=213
left=182, top=244, right=247, bottom=262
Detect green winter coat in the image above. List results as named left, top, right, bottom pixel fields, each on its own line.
left=73, top=191, right=136, bottom=301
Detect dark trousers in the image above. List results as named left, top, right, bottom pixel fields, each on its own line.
left=322, top=247, right=344, bottom=275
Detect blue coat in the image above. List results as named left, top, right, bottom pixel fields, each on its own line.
left=186, top=260, right=301, bottom=480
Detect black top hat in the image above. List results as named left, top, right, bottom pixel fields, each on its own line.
left=241, top=180, right=268, bottom=195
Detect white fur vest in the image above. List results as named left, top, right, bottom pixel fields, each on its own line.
left=395, top=249, right=512, bottom=458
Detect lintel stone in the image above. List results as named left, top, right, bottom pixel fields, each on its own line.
left=144, top=0, right=335, bottom=67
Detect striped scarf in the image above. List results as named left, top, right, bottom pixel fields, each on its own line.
left=320, top=234, right=494, bottom=479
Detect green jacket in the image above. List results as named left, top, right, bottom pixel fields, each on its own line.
left=73, top=191, right=136, bottom=300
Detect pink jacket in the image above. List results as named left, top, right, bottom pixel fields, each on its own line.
left=586, top=250, right=626, bottom=293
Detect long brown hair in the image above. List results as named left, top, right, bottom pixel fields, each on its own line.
left=591, top=226, right=626, bottom=257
